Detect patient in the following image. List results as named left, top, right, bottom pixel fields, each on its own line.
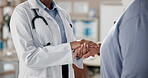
left=100, top=0, right=148, bottom=78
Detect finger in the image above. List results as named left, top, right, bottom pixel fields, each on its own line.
left=94, top=45, right=99, bottom=48
left=89, top=44, right=93, bottom=48
left=89, top=42, right=98, bottom=48
left=85, top=44, right=88, bottom=52
left=73, top=49, right=79, bottom=58
left=77, top=48, right=81, bottom=58
left=90, top=48, right=100, bottom=56
left=82, top=52, right=92, bottom=59
left=93, top=43, right=100, bottom=48
left=89, top=45, right=98, bottom=48
left=82, top=54, right=90, bottom=59
left=83, top=41, right=91, bottom=52
left=77, top=45, right=83, bottom=58
left=81, top=40, right=92, bottom=45
left=82, top=43, right=87, bottom=55
left=86, top=44, right=90, bottom=52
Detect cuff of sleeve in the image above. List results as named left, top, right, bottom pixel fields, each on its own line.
left=67, top=43, right=83, bottom=69
left=65, top=43, right=73, bottom=65
left=73, top=54, right=84, bottom=69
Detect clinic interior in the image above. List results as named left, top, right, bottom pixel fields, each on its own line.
left=0, top=0, right=123, bottom=78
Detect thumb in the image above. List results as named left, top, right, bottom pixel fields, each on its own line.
left=73, top=49, right=79, bottom=58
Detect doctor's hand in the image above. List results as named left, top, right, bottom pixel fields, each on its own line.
left=70, top=41, right=82, bottom=50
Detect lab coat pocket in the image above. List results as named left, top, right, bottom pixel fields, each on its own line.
left=34, top=19, right=53, bottom=46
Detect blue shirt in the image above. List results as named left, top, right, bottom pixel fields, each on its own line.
left=36, top=0, right=67, bottom=43
left=101, top=0, right=148, bottom=78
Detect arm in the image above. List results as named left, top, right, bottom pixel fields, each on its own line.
left=10, top=6, right=81, bottom=69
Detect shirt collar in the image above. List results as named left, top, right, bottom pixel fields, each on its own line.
left=36, top=0, right=57, bottom=11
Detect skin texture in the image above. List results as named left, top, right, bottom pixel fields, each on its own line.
left=72, top=40, right=101, bottom=59
left=40, top=0, right=52, bottom=9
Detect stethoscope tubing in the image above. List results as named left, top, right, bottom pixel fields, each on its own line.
left=31, top=9, right=53, bottom=47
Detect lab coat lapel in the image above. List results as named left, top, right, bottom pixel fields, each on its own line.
left=28, top=0, right=40, bottom=9
left=28, top=0, right=64, bottom=44
left=38, top=8, right=62, bottom=45
left=57, top=7, right=70, bottom=42
left=38, top=8, right=53, bottom=20
left=28, top=0, right=54, bottom=20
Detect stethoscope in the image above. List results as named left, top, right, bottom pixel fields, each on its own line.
left=32, top=9, right=73, bottom=29
left=31, top=9, right=73, bottom=47
left=31, top=9, right=80, bottom=60
left=31, top=9, right=51, bottom=47
left=32, top=9, right=48, bottom=29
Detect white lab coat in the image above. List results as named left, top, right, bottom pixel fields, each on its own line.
left=10, top=0, right=83, bottom=78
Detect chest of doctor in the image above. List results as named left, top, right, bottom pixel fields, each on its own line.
left=25, top=8, right=74, bottom=47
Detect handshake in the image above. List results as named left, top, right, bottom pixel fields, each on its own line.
left=70, top=39, right=101, bottom=59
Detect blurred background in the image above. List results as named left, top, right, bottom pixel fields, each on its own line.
left=0, top=0, right=123, bottom=78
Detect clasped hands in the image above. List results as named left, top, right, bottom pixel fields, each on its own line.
left=70, top=39, right=101, bottom=59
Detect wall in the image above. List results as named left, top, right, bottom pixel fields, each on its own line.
left=55, top=0, right=101, bottom=19
left=100, top=1, right=123, bottom=41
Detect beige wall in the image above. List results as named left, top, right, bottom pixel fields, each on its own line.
left=55, top=0, right=122, bottom=18
left=55, top=0, right=101, bottom=18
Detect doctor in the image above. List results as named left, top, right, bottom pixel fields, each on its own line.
left=101, top=0, right=148, bottom=78
left=10, top=0, right=100, bottom=78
